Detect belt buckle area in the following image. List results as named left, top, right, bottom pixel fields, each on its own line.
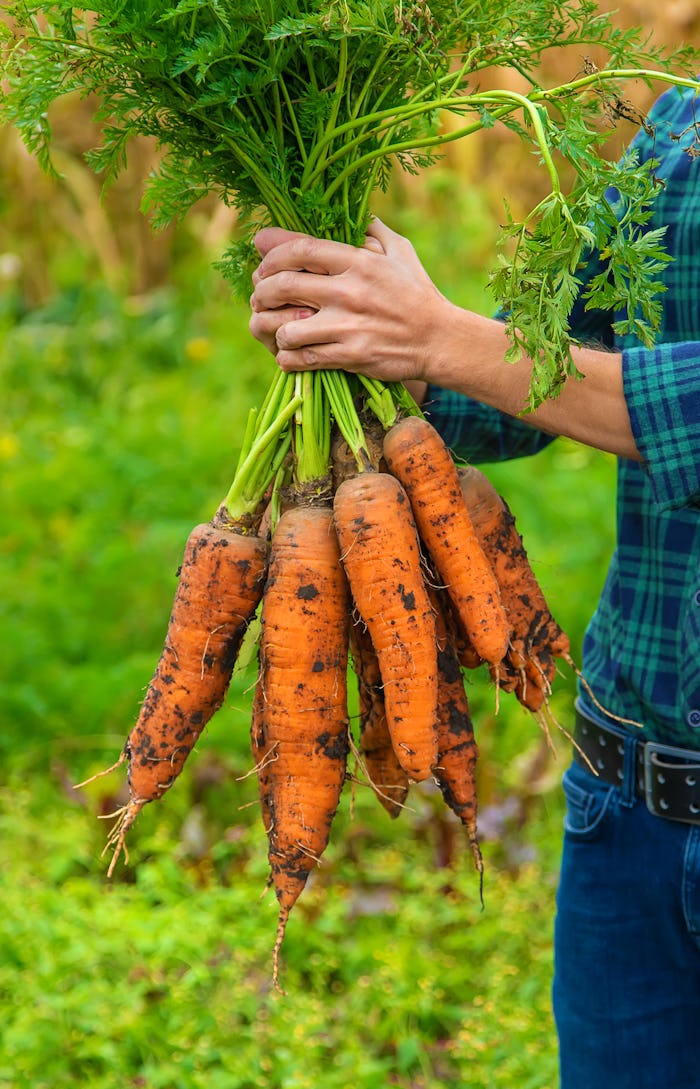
left=643, top=741, right=700, bottom=825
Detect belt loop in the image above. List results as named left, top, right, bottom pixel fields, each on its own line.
left=620, top=735, right=638, bottom=807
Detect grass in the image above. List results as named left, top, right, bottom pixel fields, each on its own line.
left=0, top=163, right=616, bottom=1088
left=1, top=768, right=563, bottom=1089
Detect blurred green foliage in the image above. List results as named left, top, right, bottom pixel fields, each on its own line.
left=0, top=161, right=616, bottom=1088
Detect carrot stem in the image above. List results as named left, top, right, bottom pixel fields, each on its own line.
left=354, top=374, right=399, bottom=430
left=294, top=371, right=330, bottom=484
left=320, top=370, right=372, bottom=471
left=223, top=381, right=301, bottom=521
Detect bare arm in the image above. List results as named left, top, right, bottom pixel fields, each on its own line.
left=249, top=219, right=641, bottom=462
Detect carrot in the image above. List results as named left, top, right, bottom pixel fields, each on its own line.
left=428, top=585, right=483, bottom=879
left=458, top=465, right=570, bottom=708
left=349, top=617, right=410, bottom=818
left=383, top=416, right=510, bottom=668
left=333, top=471, right=439, bottom=782
left=103, top=516, right=268, bottom=873
left=257, top=504, right=350, bottom=990
left=250, top=663, right=274, bottom=837
left=437, top=582, right=485, bottom=672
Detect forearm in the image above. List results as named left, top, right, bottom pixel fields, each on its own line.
left=427, top=307, right=641, bottom=461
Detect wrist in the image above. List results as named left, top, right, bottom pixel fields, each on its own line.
left=417, top=306, right=510, bottom=401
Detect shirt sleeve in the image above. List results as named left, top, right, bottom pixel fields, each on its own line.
left=622, top=341, right=700, bottom=510
left=422, top=384, right=554, bottom=463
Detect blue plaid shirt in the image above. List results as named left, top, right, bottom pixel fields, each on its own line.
left=425, top=86, right=700, bottom=746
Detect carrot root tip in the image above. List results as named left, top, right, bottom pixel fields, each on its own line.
left=271, top=907, right=291, bottom=995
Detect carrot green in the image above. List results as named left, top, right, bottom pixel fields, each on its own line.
left=2, top=0, right=699, bottom=434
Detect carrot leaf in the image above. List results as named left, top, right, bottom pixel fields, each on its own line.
left=2, top=1, right=700, bottom=407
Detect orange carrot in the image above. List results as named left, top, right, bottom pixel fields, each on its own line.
left=333, top=471, right=439, bottom=782
left=437, top=581, right=485, bottom=672
left=349, top=618, right=410, bottom=818
left=104, top=517, right=268, bottom=873
left=383, top=416, right=510, bottom=668
left=458, top=465, right=570, bottom=708
left=427, top=585, right=482, bottom=877
left=250, top=663, right=274, bottom=837
left=257, top=504, right=350, bottom=990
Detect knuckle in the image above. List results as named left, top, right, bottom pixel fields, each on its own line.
left=301, top=347, right=320, bottom=368
left=300, top=237, right=324, bottom=266
left=277, top=269, right=301, bottom=296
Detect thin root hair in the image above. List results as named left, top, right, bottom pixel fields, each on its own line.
left=347, top=732, right=413, bottom=813
left=73, top=750, right=127, bottom=789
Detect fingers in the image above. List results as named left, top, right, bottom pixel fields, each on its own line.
left=248, top=218, right=431, bottom=382
left=249, top=305, right=316, bottom=357
left=365, top=217, right=410, bottom=254
left=275, top=343, right=346, bottom=373
left=252, top=218, right=411, bottom=291
left=253, top=218, right=408, bottom=272
left=363, top=235, right=384, bottom=255
left=250, top=301, right=368, bottom=374
left=256, top=235, right=365, bottom=283
left=253, top=226, right=310, bottom=258
left=251, top=263, right=349, bottom=315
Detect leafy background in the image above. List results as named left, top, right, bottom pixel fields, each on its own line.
left=1, top=3, right=698, bottom=1086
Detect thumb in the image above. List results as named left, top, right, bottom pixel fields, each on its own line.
left=365, top=216, right=409, bottom=254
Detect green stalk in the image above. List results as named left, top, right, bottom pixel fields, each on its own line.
left=537, top=67, right=700, bottom=102
left=269, top=40, right=285, bottom=155
left=300, top=62, right=470, bottom=186
left=303, top=94, right=518, bottom=192
left=223, top=377, right=302, bottom=522
left=349, top=45, right=393, bottom=120
left=308, top=34, right=350, bottom=187
left=327, top=34, right=349, bottom=143
left=320, top=371, right=372, bottom=472
left=322, top=90, right=561, bottom=204
left=142, top=69, right=299, bottom=227
left=277, top=70, right=308, bottom=166
left=306, top=67, right=700, bottom=196
left=256, top=369, right=297, bottom=440
left=385, top=381, right=423, bottom=417
left=354, top=375, right=399, bottom=430
left=232, top=404, right=261, bottom=482
left=294, top=371, right=330, bottom=484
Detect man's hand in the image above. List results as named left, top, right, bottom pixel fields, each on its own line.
left=248, top=219, right=640, bottom=460
left=249, top=218, right=454, bottom=386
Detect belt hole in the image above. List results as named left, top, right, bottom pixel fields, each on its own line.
left=659, top=798, right=669, bottom=811
left=616, top=769, right=623, bottom=781
left=691, top=803, right=700, bottom=815
left=687, top=775, right=697, bottom=787
left=598, top=735, right=607, bottom=747
left=596, top=757, right=605, bottom=771
left=617, top=742, right=624, bottom=755
left=657, top=773, right=666, bottom=785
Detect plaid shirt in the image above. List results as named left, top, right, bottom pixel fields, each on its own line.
left=425, top=86, right=700, bottom=746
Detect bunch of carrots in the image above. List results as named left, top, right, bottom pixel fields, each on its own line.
left=83, top=370, right=574, bottom=990
left=5, top=0, right=643, bottom=990
left=8, top=0, right=699, bottom=994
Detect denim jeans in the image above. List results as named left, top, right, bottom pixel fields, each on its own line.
left=553, top=756, right=700, bottom=1089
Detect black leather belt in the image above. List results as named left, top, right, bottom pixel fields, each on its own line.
left=574, top=704, right=700, bottom=825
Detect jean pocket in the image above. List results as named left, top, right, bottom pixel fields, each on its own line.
left=562, top=760, right=616, bottom=840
